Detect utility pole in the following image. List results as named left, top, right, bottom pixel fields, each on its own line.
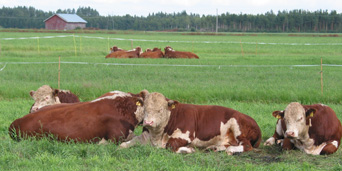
left=216, top=9, right=218, bottom=33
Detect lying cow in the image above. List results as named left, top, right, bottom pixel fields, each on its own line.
left=164, top=46, right=199, bottom=59
left=105, top=47, right=142, bottom=58
left=29, top=85, right=80, bottom=113
left=140, top=48, right=164, bottom=58
left=264, top=102, right=342, bottom=155
left=9, top=90, right=148, bottom=144
left=120, top=92, right=261, bottom=155
left=109, top=46, right=124, bottom=53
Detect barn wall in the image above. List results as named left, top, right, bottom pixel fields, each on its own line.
left=65, top=23, right=86, bottom=30
left=45, top=16, right=67, bottom=30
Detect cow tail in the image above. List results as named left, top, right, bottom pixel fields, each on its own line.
left=8, top=123, right=21, bottom=142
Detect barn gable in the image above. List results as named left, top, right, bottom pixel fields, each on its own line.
left=44, top=14, right=87, bottom=30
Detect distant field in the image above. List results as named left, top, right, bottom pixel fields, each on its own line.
left=0, top=30, right=342, bottom=170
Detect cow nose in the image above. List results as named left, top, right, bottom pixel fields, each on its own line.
left=143, top=120, right=154, bottom=126
left=286, top=131, right=295, bottom=138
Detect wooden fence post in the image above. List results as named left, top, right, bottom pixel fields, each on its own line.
left=240, top=40, right=244, bottom=56
left=73, top=34, right=77, bottom=56
left=58, top=56, right=61, bottom=90
left=37, top=37, right=40, bottom=54
left=321, top=58, right=323, bottom=95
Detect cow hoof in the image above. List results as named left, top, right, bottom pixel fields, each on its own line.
left=264, top=137, right=275, bottom=146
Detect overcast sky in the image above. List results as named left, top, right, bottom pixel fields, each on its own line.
left=1, top=0, right=341, bottom=16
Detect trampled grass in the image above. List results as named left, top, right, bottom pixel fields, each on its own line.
left=0, top=30, right=342, bottom=170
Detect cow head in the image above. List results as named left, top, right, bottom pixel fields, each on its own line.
left=152, top=48, right=161, bottom=52
left=143, top=92, right=178, bottom=130
left=135, top=46, right=142, bottom=55
left=164, top=46, right=174, bottom=52
left=145, top=48, right=152, bottom=52
left=30, top=85, right=61, bottom=113
left=272, top=102, right=316, bottom=139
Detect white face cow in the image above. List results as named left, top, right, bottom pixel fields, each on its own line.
left=143, top=92, right=174, bottom=131
left=30, top=85, right=61, bottom=113
left=273, top=102, right=316, bottom=139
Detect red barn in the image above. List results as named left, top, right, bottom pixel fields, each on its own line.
left=44, top=14, right=87, bottom=30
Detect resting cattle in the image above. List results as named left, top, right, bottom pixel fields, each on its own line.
left=140, top=48, right=164, bottom=58
left=264, top=102, right=342, bottom=155
left=164, top=46, right=199, bottom=59
left=105, top=47, right=142, bottom=58
left=9, top=90, right=147, bottom=144
left=29, top=85, right=80, bottom=113
left=120, top=92, right=261, bottom=155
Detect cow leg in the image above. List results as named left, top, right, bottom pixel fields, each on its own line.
left=282, top=138, right=295, bottom=150
left=320, top=141, right=338, bottom=155
left=166, top=138, right=192, bottom=153
left=119, top=131, right=151, bottom=148
left=226, top=137, right=254, bottom=155
left=98, top=138, right=108, bottom=145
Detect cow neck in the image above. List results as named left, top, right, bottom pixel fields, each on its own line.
left=102, top=97, right=139, bottom=125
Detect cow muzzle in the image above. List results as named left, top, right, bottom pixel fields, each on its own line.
left=285, top=131, right=296, bottom=138
left=143, top=120, right=154, bottom=126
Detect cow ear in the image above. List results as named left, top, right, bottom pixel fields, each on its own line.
left=272, top=110, right=284, bottom=119
left=139, top=90, right=149, bottom=99
left=168, top=100, right=178, bottom=110
left=305, top=108, right=316, bottom=118
left=30, top=90, right=35, bottom=97
left=53, top=89, right=59, bottom=96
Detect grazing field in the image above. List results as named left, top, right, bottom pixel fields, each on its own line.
left=0, top=30, right=342, bottom=170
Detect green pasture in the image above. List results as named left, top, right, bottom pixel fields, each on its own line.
left=0, top=30, right=342, bottom=170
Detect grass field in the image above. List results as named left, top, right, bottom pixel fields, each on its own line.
left=0, top=30, right=342, bottom=170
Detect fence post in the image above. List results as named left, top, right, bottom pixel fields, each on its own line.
left=256, top=41, right=258, bottom=56
left=80, top=36, right=82, bottom=52
left=107, top=37, right=109, bottom=51
left=58, top=56, right=61, bottom=90
left=37, top=37, right=40, bottom=54
left=240, top=40, right=244, bottom=56
left=73, top=34, right=77, bottom=56
left=321, top=58, right=323, bottom=95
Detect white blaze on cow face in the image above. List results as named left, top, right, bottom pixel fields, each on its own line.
left=30, top=85, right=61, bottom=113
left=143, top=92, right=171, bottom=130
left=283, top=102, right=308, bottom=139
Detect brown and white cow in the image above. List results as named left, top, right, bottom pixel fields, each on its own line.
left=164, top=46, right=199, bottom=59
left=264, top=102, right=342, bottom=155
left=109, top=46, right=124, bottom=53
left=105, top=47, right=142, bottom=58
left=120, top=92, right=261, bottom=155
left=29, top=85, right=80, bottom=113
left=9, top=90, right=148, bottom=144
left=140, top=48, right=164, bottom=58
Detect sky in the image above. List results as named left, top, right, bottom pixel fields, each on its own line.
left=1, top=0, right=341, bottom=16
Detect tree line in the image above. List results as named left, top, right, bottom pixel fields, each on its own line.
left=0, top=6, right=341, bottom=32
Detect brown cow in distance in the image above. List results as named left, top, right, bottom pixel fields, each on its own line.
left=120, top=91, right=261, bottom=155
left=264, top=102, right=342, bottom=155
left=140, top=48, right=164, bottom=58
left=164, top=46, right=199, bottom=59
left=9, top=90, right=148, bottom=144
left=29, top=85, right=80, bottom=113
left=109, top=46, right=124, bottom=53
left=105, top=47, right=142, bottom=58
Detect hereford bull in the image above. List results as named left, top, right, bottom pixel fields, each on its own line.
left=9, top=90, right=148, bottom=144
left=29, top=85, right=80, bottom=113
left=105, top=47, right=142, bottom=58
left=140, top=48, right=164, bottom=58
left=264, top=102, right=342, bottom=155
left=164, top=46, right=199, bottom=59
left=120, top=92, right=261, bottom=155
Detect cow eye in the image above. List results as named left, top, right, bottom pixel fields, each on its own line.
left=297, top=117, right=303, bottom=121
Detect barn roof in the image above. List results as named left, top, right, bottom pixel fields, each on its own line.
left=44, top=14, right=87, bottom=23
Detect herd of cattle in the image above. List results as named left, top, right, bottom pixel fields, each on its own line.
left=105, top=46, right=199, bottom=59
left=9, top=85, right=342, bottom=155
